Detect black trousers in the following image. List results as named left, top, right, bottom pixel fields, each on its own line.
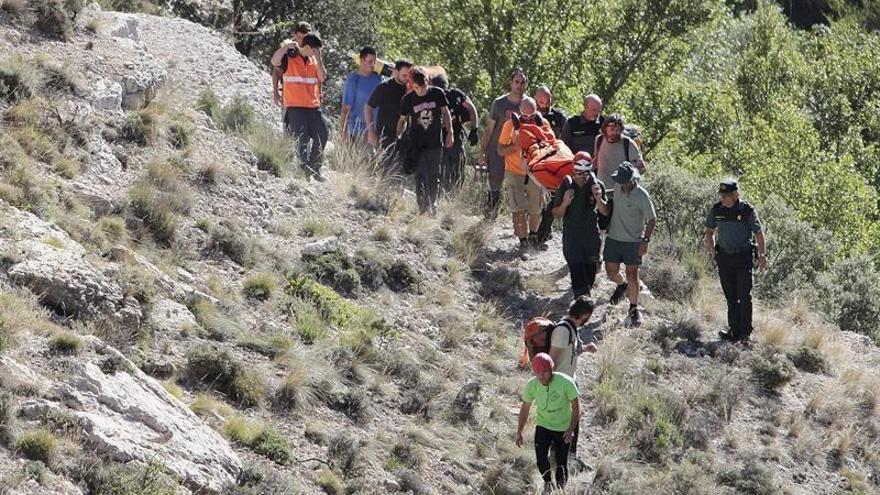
left=439, top=143, right=465, bottom=193
left=716, top=251, right=754, bottom=340
left=567, top=260, right=598, bottom=298
left=414, top=148, right=442, bottom=214
left=284, top=107, right=329, bottom=176
left=536, top=192, right=556, bottom=243
left=535, top=425, right=570, bottom=486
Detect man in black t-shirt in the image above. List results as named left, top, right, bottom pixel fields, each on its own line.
left=562, top=94, right=605, bottom=156
left=431, top=74, right=479, bottom=194
left=535, top=85, right=567, bottom=139
left=365, top=59, right=413, bottom=172
left=397, top=67, right=454, bottom=214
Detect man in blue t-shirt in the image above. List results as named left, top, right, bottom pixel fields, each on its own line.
left=339, top=46, right=383, bottom=142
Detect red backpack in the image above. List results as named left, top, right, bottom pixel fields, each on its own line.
left=519, top=318, right=576, bottom=369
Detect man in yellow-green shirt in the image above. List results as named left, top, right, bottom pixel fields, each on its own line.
left=516, top=353, right=581, bottom=493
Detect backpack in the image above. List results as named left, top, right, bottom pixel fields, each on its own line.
left=519, top=318, right=576, bottom=368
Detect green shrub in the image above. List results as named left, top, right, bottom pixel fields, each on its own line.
left=196, top=89, right=221, bottom=121
left=717, top=459, right=781, bottom=495
left=237, top=333, right=292, bottom=358
left=786, top=347, right=827, bottom=374
left=642, top=255, right=699, bottom=301
left=189, top=300, right=241, bottom=341
left=209, top=224, right=256, bottom=267
left=184, top=345, right=266, bottom=408
left=329, top=388, right=370, bottom=425
left=816, top=256, right=880, bottom=342
left=250, top=426, right=292, bottom=465
left=249, top=128, right=291, bottom=177
left=14, top=429, right=57, bottom=465
left=225, top=463, right=302, bottom=495
left=386, top=260, right=419, bottom=293
left=327, top=432, right=363, bottom=473
left=755, top=196, right=838, bottom=301
left=167, top=120, right=194, bottom=149
left=286, top=275, right=387, bottom=334
left=288, top=298, right=326, bottom=343
left=120, top=110, right=160, bottom=146
left=220, top=96, right=256, bottom=134
left=353, top=249, right=389, bottom=290
left=242, top=273, right=276, bottom=301
left=302, top=251, right=362, bottom=296
left=128, top=183, right=178, bottom=245
left=73, top=457, right=178, bottom=495
left=33, top=0, right=80, bottom=41
left=624, top=393, right=686, bottom=463
left=750, top=351, right=796, bottom=391
left=388, top=441, right=426, bottom=471
left=48, top=332, right=82, bottom=354
left=0, top=57, right=39, bottom=102
left=316, top=470, right=344, bottom=495
left=643, top=162, right=717, bottom=242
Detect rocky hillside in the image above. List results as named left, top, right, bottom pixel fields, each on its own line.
left=0, top=4, right=878, bottom=495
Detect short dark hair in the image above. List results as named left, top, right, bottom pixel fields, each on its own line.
left=568, top=296, right=595, bottom=319
left=430, top=74, right=448, bottom=90
left=510, top=67, right=528, bottom=82
left=293, top=21, right=311, bottom=35
left=395, top=59, right=413, bottom=71
left=410, top=66, right=428, bottom=87
left=359, top=46, right=376, bottom=59
left=301, top=34, right=323, bottom=48
left=603, top=113, right=624, bottom=129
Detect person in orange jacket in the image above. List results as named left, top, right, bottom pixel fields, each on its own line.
left=271, top=34, right=329, bottom=180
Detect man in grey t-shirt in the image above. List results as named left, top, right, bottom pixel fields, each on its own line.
left=593, top=114, right=645, bottom=193
left=477, top=68, right=527, bottom=218
left=603, top=162, right=656, bottom=327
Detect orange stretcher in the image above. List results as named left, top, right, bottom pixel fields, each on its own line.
left=513, top=115, right=575, bottom=190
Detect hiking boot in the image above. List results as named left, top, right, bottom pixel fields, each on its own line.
left=609, top=282, right=628, bottom=305
left=628, top=306, right=642, bottom=327
left=528, top=233, right=549, bottom=252
left=717, top=330, right=734, bottom=341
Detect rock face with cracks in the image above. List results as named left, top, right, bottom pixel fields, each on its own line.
left=5, top=337, right=242, bottom=493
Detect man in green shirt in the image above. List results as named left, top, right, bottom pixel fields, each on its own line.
left=516, top=353, right=581, bottom=493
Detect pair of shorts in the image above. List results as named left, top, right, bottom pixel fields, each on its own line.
left=504, top=171, right=544, bottom=215
left=603, top=237, right=642, bottom=266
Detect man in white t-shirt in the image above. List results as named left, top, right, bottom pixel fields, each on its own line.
left=547, top=296, right=597, bottom=469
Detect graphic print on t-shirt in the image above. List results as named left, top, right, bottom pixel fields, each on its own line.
left=413, top=101, right=438, bottom=130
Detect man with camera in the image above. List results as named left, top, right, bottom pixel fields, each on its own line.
left=551, top=155, right=609, bottom=298
left=270, top=33, right=329, bottom=180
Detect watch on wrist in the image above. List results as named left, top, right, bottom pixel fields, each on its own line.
left=642, top=236, right=650, bottom=243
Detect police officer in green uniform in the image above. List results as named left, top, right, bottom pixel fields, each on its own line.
left=704, top=179, right=767, bottom=343
left=551, top=157, right=609, bottom=297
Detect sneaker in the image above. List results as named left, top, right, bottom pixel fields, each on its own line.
left=609, top=282, right=628, bottom=305
left=628, top=306, right=642, bottom=327
left=717, top=330, right=734, bottom=341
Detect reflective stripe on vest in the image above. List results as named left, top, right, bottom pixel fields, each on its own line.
left=283, top=56, right=320, bottom=108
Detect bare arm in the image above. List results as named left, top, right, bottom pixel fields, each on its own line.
left=643, top=217, right=656, bottom=240
left=515, top=401, right=531, bottom=447
left=704, top=228, right=716, bottom=255
left=548, top=346, right=564, bottom=366
left=396, top=115, right=408, bottom=140
left=755, top=231, right=767, bottom=270
left=480, top=119, right=496, bottom=156
left=314, top=51, right=327, bottom=83
left=271, top=67, right=282, bottom=106
left=565, top=398, right=580, bottom=443
left=442, top=106, right=454, bottom=147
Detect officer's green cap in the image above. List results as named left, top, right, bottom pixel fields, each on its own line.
left=719, top=179, right=738, bottom=194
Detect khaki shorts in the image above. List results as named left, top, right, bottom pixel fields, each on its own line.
left=504, top=171, right=544, bottom=215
